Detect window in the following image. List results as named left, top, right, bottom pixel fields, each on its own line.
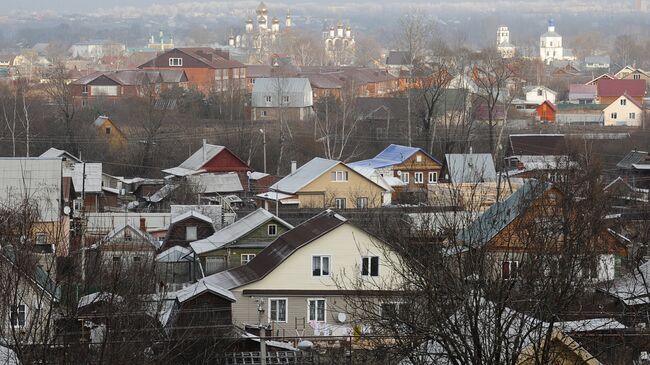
left=416, top=154, right=422, bottom=162
left=105, top=127, right=111, bottom=135
left=610, top=112, right=617, bottom=119
left=82, top=85, right=88, bottom=94
left=620, top=99, right=627, bottom=106
left=356, top=197, right=368, bottom=209
left=133, top=256, right=141, bottom=263
left=35, top=233, right=48, bottom=245
left=168, top=57, right=182, bottom=66
left=124, top=229, right=132, bottom=241
left=583, top=258, right=599, bottom=280
left=269, top=299, right=287, bottom=322
left=335, top=198, right=346, bottom=209
left=330, top=171, right=348, bottom=182
left=502, top=261, right=519, bottom=280
left=312, top=255, right=330, bottom=276
left=261, top=110, right=267, bottom=117
left=205, top=256, right=226, bottom=275
left=10, top=305, right=26, bottom=328
left=428, top=171, right=438, bottom=184
left=90, top=85, right=118, bottom=96
left=414, top=172, right=424, bottom=184
left=241, top=254, right=256, bottom=265
left=282, top=95, right=290, bottom=104
left=265, top=95, right=272, bottom=103
left=634, top=74, right=641, bottom=80
left=630, top=112, right=636, bottom=119
left=308, top=299, right=326, bottom=322
left=537, top=89, right=543, bottom=96
left=380, top=302, right=405, bottom=319
left=400, top=172, right=409, bottom=183
left=362, top=256, right=379, bottom=277
left=185, top=226, right=197, bottom=241
left=267, top=224, right=277, bottom=236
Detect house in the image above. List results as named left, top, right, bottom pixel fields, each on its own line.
left=585, top=73, right=615, bottom=86
left=162, top=142, right=252, bottom=179
left=71, top=69, right=188, bottom=106
left=203, top=210, right=400, bottom=337
left=614, top=66, right=650, bottom=81
left=90, top=222, right=160, bottom=272
left=603, top=93, right=643, bottom=127
left=349, top=144, right=443, bottom=202
left=535, top=100, right=557, bottom=123
left=160, top=210, right=216, bottom=252
left=568, top=84, right=597, bottom=104
left=505, top=134, right=572, bottom=181
left=191, top=208, right=293, bottom=275
left=525, top=86, right=557, bottom=105
left=251, top=77, right=313, bottom=121
left=138, top=47, right=246, bottom=94
left=445, top=153, right=497, bottom=184
left=457, top=180, right=628, bottom=282
left=260, top=157, right=388, bottom=209
left=615, top=150, right=650, bottom=189
left=584, top=55, right=611, bottom=69
left=155, top=246, right=196, bottom=291
left=353, top=97, right=409, bottom=140
left=596, top=79, right=646, bottom=105
left=385, top=50, right=411, bottom=76
left=92, top=116, right=128, bottom=150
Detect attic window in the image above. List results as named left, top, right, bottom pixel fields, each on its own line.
left=169, top=58, right=182, bottom=66
left=105, top=127, right=111, bottom=135
left=268, top=224, right=278, bottom=236
left=416, top=154, right=422, bottom=162
left=620, top=99, right=627, bottom=106
left=186, top=226, right=197, bottom=241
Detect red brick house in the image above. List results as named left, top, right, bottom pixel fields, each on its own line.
left=138, top=47, right=246, bottom=94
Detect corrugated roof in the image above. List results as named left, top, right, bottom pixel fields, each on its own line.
left=269, top=157, right=340, bottom=194
left=597, top=79, right=646, bottom=97
left=203, top=210, right=347, bottom=290
left=616, top=150, right=649, bottom=169
left=508, top=134, right=567, bottom=156
left=187, top=173, right=243, bottom=193
left=175, top=280, right=235, bottom=303
left=162, top=144, right=225, bottom=176
left=349, top=144, right=442, bottom=169
left=190, top=208, right=293, bottom=255
left=456, top=179, right=550, bottom=247
left=445, top=153, right=497, bottom=184
left=103, top=222, right=160, bottom=249
left=156, top=245, right=193, bottom=262
left=70, top=163, right=102, bottom=193
left=171, top=210, right=213, bottom=225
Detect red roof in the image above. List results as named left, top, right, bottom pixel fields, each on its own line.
left=597, top=79, right=646, bottom=98
left=537, top=100, right=557, bottom=112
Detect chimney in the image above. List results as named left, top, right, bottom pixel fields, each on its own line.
left=291, top=161, right=297, bottom=174
left=202, top=139, right=207, bottom=161
left=139, top=217, right=146, bottom=232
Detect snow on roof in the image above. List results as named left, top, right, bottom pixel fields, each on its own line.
left=39, top=147, right=81, bottom=162
left=174, top=280, right=235, bottom=303
left=162, top=144, right=225, bottom=176
left=269, top=157, right=340, bottom=194
left=349, top=144, right=441, bottom=169
left=187, top=172, right=243, bottom=193
left=78, top=292, right=124, bottom=308
left=70, top=162, right=102, bottom=193
left=156, top=245, right=193, bottom=263
left=191, top=208, right=293, bottom=255
left=445, top=153, right=497, bottom=184
left=171, top=210, right=213, bottom=225
left=249, top=171, right=270, bottom=180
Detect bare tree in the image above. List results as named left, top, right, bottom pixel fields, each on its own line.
left=314, top=80, right=361, bottom=161
left=43, top=63, right=78, bottom=155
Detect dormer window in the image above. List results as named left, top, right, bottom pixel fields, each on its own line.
left=186, top=226, right=197, bottom=241
left=169, top=58, right=182, bottom=66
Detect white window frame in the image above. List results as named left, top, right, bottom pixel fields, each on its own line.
left=331, top=171, right=348, bottom=182
left=267, top=224, right=278, bottom=236
left=185, top=226, right=197, bottom=241
left=312, top=255, right=331, bottom=277
left=282, top=95, right=290, bottom=104
left=269, top=298, right=288, bottom=323
left=241, top=254, right=256, bottom=265
left=261, top=110, right=267, bottom=117
left=416, top=154, right=422, bottom=162
left=428, top=171, right=438, bottom=184
left=356, top=197, right=368, bottom=209
left=335, top=198, right=346, bottom=209
left=11, top=304, right=27, bottom=328
left=361, top=256, right=379, bottom=277
left=307, top=298, right=326, bottom=322
left=264, top=95, right=272, bottom=103
left=401, top=172, right=409, bottom=183
left=414, top=172, right=424, bottom=184
left=169, top=57, right=182, bottom=66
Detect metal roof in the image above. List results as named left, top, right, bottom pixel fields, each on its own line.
left=39, top=147, right=81, bottom=162
left=175, top=280, right=235, bottom=303
left=445, top=153, right=497, bottom=184
left=508, top=134, right=567, bottom=156
left=616, top=150, right=649, bottom=169
left=70, top=162, right=102, bottom=193
left=156, top=245, right=193, bottom=262
left=102, top=222, right=160, bottom=249
left=597, top=79, right=646, bottom=97
left=456, top=180, right=550, bottom=248
left=171, top=210, right=213, bottom=225
left=203, top=210, right=347, bottom=290
left=190, top=208, right=293, bottom=255
left=187, top=173, right=243, bottom=193
left=180, top=143, right=224, bottom=171
left=349, top=144, right=442, bottom=169
left=269, top=157, right=340, bottom=194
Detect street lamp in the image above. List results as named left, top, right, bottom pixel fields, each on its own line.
left=259, top=129, right=267, bottom=174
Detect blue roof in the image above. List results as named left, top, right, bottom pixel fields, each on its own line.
left=349, top=144, right=441, bottom=169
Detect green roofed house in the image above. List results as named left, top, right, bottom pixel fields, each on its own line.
left=191, top=208, right=293, bottom=275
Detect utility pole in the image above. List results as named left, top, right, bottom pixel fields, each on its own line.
left=80, top=161, right=87, bottom=284
left=259, top=129, right=267, bottom=173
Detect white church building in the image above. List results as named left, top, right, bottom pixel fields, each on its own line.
left=496, top=26, right=515, bottom=58
left=539, top=19, right=564, bottom=64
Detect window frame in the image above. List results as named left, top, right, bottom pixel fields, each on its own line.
left=361, top=256, right=379, bottom=277
left=414, top=172, right=424, bottom=184
left=334, top=198, right=346, bottom=209
left=400, top=172, right=409, bottom=183
left=241, top=254, right=256, bottom=265
left=185, top=226, right=198, bottom=241
left=428, top=171, right=438, bottom=184
left=629, top=112, right=636, bottom=119
left=268, top=298, right=288, bottom=323
left=620, top=98, right=627, bottom=106
left=312, top=255, right=331, bottom=277
left=307, top=298, right=326, bottom=322
left=10, top=304, right=27, bottom=328
left=610, top=112, right=617, bottom=119
left=331, top=171, right=349, bottom=182
left=267, top=224, right=278, bottom=236
left=502, top=260, right=519, bottom=280
left=356, top=197, right=368, bottom=209
left=168, top=57, right=182, bottom=67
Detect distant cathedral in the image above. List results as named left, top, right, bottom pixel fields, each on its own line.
left=229, top=2, right=292, bottom=63
left=323, top=23, right=355, bottom=66
left=496, top=26, right=515, bottom=58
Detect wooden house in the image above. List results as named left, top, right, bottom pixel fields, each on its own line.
left=160, top=210, right=216, bottom=251
left=535, top=100, right=557, bottom=123
left=93, top=116, right=128, bottom=150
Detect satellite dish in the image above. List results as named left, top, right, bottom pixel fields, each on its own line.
left=396, top=170, right=402, bottom=177
left=337, top=312, right=347, bottom=323
left=63, top=206, right=71, bottom=215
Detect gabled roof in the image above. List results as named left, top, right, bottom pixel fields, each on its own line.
left=597, top=79, right=646, bottom=98
left=386, top=50, right=411, bottom=66
left=568, top=84, right=597, bottom=96
left=39, top=147, right=81, bottom=162
left=536, top=100, right=557, bottom=112
left=190, top=208, right=293, bottom=255
left=349, top=144, right=442, bottom=169
left=187, top=173, right=243, bottom=193
left=600, top=259, right=650, bottom=305
left=138, top=47, right=243, bottom=69
left=156, top=245, right=193, bottom=263
left=524, top=85, right=557, bottom=95
left=72, top=69, right=188, bottom=85
left=203, top=210, right=347, bottom=290
left=163, top=144, right=249, bottom=177
left=605, top=92, right=644, bottom=109
left=269, top=157, right=340, bottom=194
left=456, top=180, right=551, bottom=247
left=175, top=280, right=235, bottom=303
left=445, top=153, right=497, bottom=184
left=616, top=150, right=649, bottom=169
left=171, top=210, right=213, bottom=225
left=585, top=73, right=615, bottom=86
left=102, top=222, right=160, bottom=249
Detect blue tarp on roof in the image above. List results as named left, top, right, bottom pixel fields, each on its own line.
left=349, top=144, right=442, bottom=169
